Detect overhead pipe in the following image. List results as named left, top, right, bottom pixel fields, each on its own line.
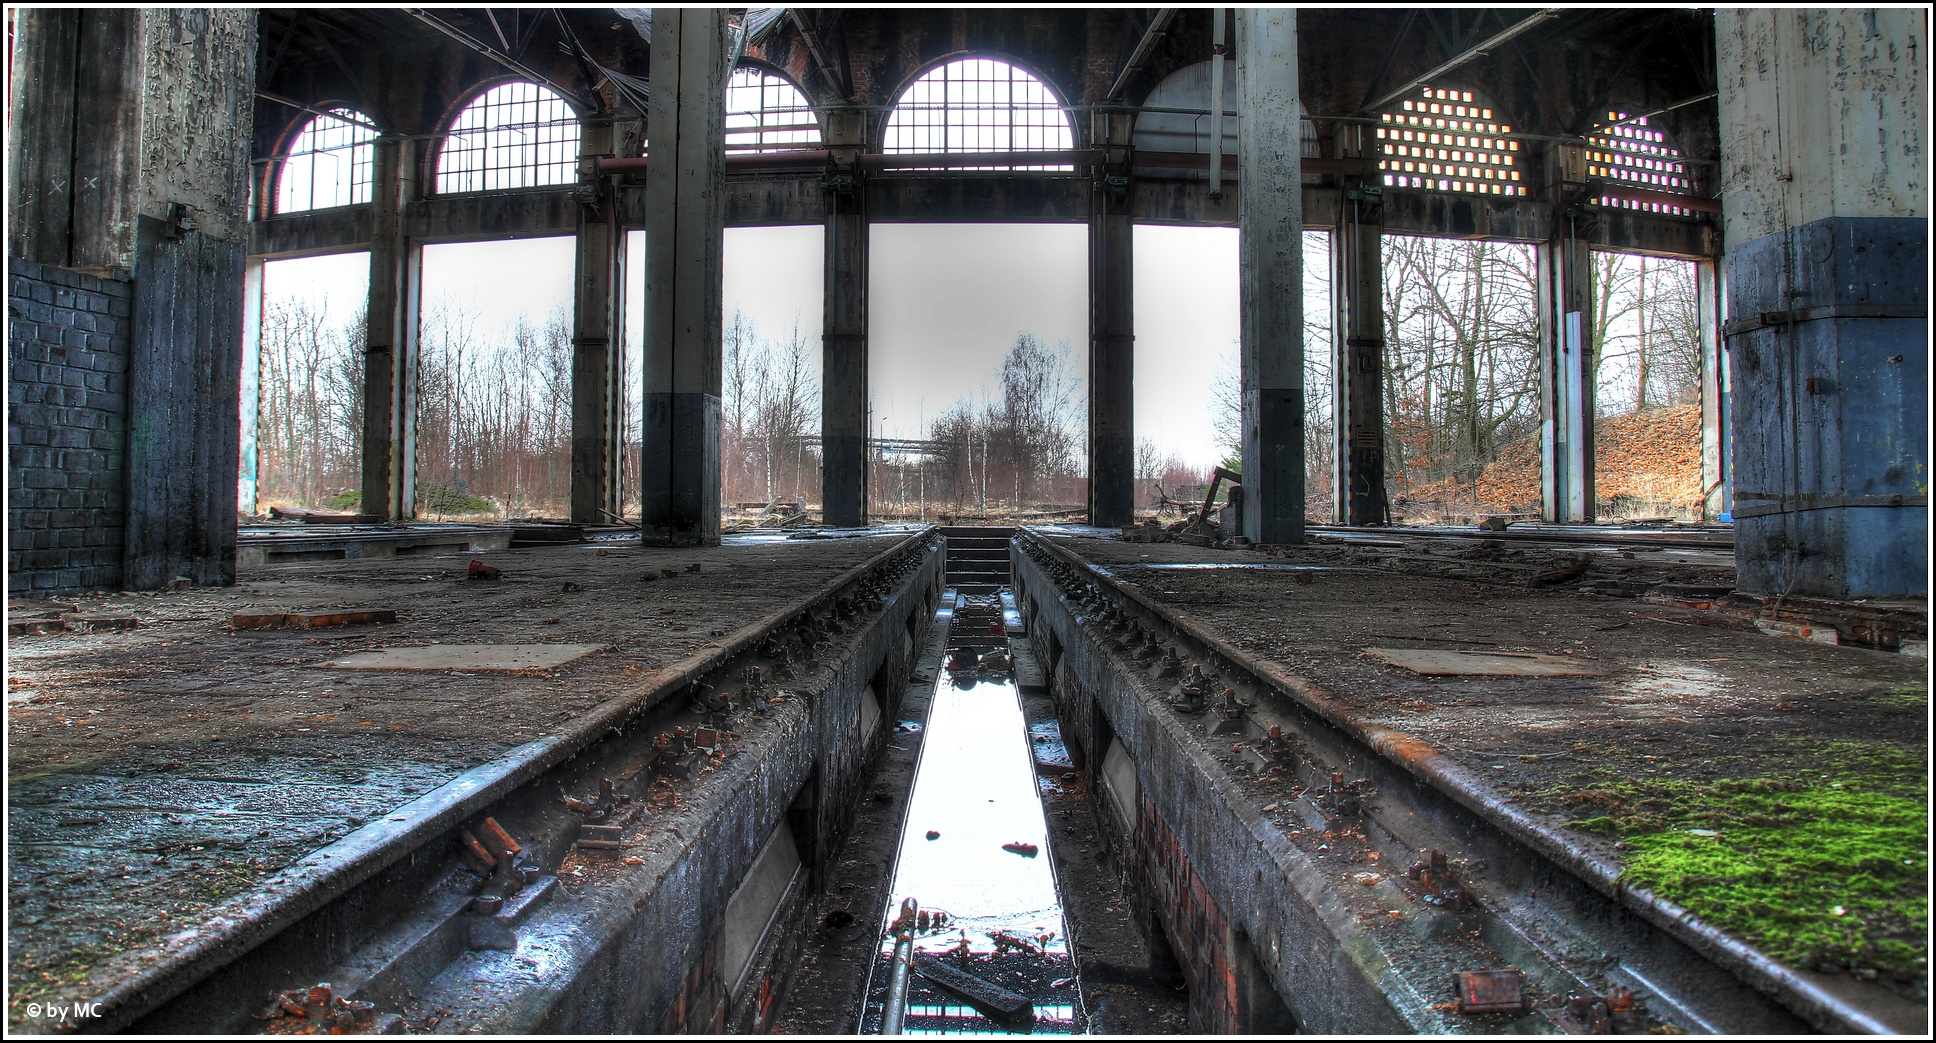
left=859, top=150, right=1106, bottom=171
left=594, top=150, right=833, bottom=175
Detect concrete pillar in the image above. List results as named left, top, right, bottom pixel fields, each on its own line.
left=822, top=110, right=868, bottom=527
left=1236, top=9, right=1304, bottom=544
left=1332, top=128, right=1387, bottom=526
left=1536, top=219, right=1595, bottom=523
left=1089, top=111, right=1135, bottom=528
left=6, top=8, right=144, bottom=272
left=362, top=138, right=416, bottom=520
left=1717, top=9, right=1927, bottom=598
left=120, top=10, right=257, bottom=588
left=641, top=8, right=727, bottom=545
left=571, top=125, right=622, bottom=524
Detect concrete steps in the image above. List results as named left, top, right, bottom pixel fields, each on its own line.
left=941, top=528, right=1013, bottom=594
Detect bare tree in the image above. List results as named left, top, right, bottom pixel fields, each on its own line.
left=1380, top=236, right=1542, bottom=514
left=749, top=317, right=819, bottom=502
left=257, top=295, right=363, bottom=510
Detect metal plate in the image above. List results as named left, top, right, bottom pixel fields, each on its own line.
left=1365, top=648, right=1606, bottom=677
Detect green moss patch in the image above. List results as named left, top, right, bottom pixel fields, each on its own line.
left=1620, top=786, right=1926, bottom=974
left=1546, top=740, right=1927, bottom=976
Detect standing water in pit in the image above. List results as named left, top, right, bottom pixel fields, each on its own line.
left=861, top=591, right=1081, bottom=1034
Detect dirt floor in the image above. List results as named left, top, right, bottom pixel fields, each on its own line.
left=4, top=532, right=906, bottom=1028
left=1051, top=531, right=1928, bottom=999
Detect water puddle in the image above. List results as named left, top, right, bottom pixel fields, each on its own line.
left=861, top=591, right=1081, bottom=1034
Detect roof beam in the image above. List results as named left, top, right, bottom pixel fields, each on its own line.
left=1361, top=8, right=1565, bottom=113
left=1107, top=8, right=1178, bottom=101
left=404, top=8, right=594, bottom=113
left=790, top=11, right=850, bottom=102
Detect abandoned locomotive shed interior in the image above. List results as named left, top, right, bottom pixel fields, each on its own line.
left=3, top=5, right=1927, bottom=1036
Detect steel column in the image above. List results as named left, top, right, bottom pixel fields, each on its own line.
left=570, top=125, right=622, bottom=524
left=1696, top=258, right=1728, bottom=521
left=1089, top=111, right=1135, bottom=528
left=822, top=111, right=869, bottom=527
left=1332, top=127, right=1388, bottom=526
left=362, top=138, right=417, bottom=520
left=1237, top=9, right=1304, bottom=544
left=1537, top=215, right=1595, bottom=523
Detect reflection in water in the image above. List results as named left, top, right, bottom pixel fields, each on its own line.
left=862, top=591, right=1080, bottom=1035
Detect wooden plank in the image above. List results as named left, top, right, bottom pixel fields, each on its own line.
left=125, top=221, right=246, bottom=588
left=231, top=609, right=398, bottom=630
left=913, top=958, right=1034, bottom=1018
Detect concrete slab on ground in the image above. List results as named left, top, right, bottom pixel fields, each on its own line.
left=321, top=644, right=605, bottom=671
left=1365, top=647, right=1608, bottom=677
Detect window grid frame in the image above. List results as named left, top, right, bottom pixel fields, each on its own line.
left=435, top=81, right=580, bottom=196
left=881, top=58, right=1075, bottom=172
left=1374, top=85, right=1525, bottom=198
left=275, top=107, right=379, bottom=215
left=725, top=67, right=822, bottom=153
left=1586, top=110, right=1697, bottom=217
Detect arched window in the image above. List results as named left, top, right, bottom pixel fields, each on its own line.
left=1376, top=84, right=1524, bottom=198
left=883, top=58, right=1074, bottom=170
left=1586, top=110, right=1696, bottom=216
left=436, top=82, right=578, bottom=194
left=276, top=107, right=378, bottom=213
left=726, top=67, right=821, bottom=152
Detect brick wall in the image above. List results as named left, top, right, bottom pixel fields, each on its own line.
left=7, top=258, right=131, bottom=594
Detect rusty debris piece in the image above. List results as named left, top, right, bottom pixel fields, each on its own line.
left=259, top=982, right=377, bottom=1033
left=1000, top=841, right=1039, bottom=858
left=1532, top=554, right=1593, bottom=585
left=1403, top=849, right=1470, bottom=908
left=269, top=506, right=383, bottom=525
left=468, top=559, right=502, bottom=580
left=1552, top=993, right=1613, bottom=1033
left=1453, top=968, right=1526, bottom=1014
left=915, top=957, right=1034, bottom=1020
left=231, top=609, right=397, bottom=631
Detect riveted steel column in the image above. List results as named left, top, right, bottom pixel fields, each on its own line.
left=1089, top=111, right=1135, bottom=528
left=1237, top=9, right=1304, bottom=543
left=822, top=110, right=868, bottom=527
left=571, top=122, right=621, bottom=524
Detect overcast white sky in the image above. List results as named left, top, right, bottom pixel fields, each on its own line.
left=258, top=223, right=1247, bottom=475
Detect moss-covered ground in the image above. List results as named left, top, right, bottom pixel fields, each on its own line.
left=1545, top=734, right=1927, bottom=979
